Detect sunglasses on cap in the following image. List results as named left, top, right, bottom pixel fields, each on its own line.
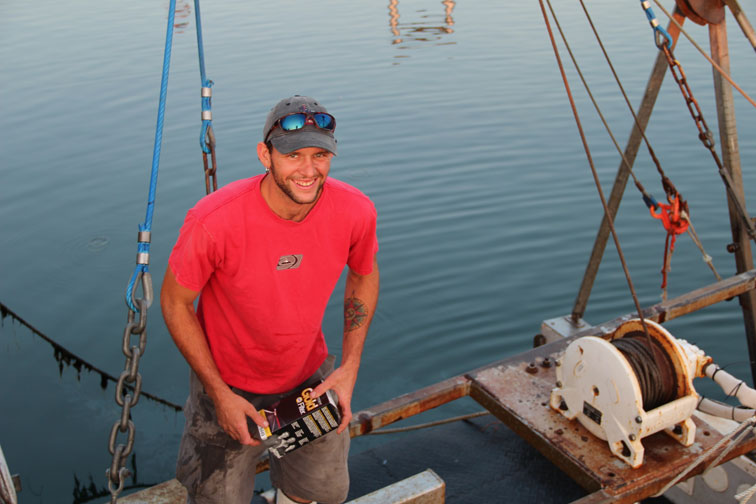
left=269, top=112, right=336, bottom=138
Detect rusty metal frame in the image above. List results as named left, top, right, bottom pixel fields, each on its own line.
left=469, top=352, right=756, bottom=504
left=349, top=374, right=472, bottom=437
left=124, top=276, right=756, bottom=503
left=471, top=269, right=756, bottom=503
left=338, top=270, right=756, bottom=503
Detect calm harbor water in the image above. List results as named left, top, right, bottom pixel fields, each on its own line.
left=2, top=0, right=756, bottom=501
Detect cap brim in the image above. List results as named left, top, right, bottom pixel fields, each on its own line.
left=269, top=129, right=337, bottom=155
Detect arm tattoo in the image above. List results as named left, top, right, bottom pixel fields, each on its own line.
left=344, top=296, right=368, bottom=332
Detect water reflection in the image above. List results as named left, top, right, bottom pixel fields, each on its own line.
left=388, top=0, right=456, bottom=54
left=174, top=1, right=192, bottom=33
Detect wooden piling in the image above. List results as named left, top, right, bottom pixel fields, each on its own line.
left=708, top=16, right=756, bottom=384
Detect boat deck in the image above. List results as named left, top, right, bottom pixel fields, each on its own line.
left=468, top=341, right=756, bottom=503
left=346, top=269, right=756, bottom=503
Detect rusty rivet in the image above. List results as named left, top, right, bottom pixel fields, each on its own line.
left=635, top=416, right=642, bottom=424
left=541, top=357, right=552, bottom=368
left=556, top=380, right=563, bottom=388
left=526, top=362, right=538, bottom=374
left=629, top=434, right=636, bottom=441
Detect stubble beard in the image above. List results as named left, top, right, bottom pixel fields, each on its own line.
left=269, top=158, right=324, bottom=205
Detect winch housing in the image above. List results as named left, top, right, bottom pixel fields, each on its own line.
left=549, top=319, right=710, bottom=468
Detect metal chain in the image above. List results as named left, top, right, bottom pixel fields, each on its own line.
left=657, top=37, right=756, bottom=242
left=105, top=0, right=175, bottom=499
left=660, top=44, right=717, bottom=150
left=202, top=123, right=218, bottom=195
left=106, top=269, right=153, bottom=502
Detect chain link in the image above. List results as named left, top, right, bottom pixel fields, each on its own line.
left=106, top=270, right=153, bottom=502
left=105, top=0, right=176, bottom=498
left=660, top=46, right=717, bottom=150
left=203, top=125, right=218, bottom=195
left=659, top=43, right=756, bottom=241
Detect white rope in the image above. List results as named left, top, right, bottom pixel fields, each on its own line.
left=736, top=482, right=756, bottom=504
left=682, top=211, right=721, bottom=281
left=652, top=416, right=756, bottom=497
left=705, top=417, right=755, bottom=472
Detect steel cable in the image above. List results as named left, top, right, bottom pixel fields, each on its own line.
left=612, top=334, right=677, bottom=410
left=540, top=0, right=659, bottom=368
left=367, top=411, right=491, bottom=435
left=576, top=0, right=721, bottom=287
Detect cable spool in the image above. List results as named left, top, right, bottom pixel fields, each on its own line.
left=550, top=319, right=709, bottom=468
left=611, top=332, right=678, bottom=410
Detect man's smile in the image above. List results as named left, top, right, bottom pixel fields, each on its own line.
left=293, top=178, right=317, bottom=188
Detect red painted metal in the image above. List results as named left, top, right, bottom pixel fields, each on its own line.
left=676, top=0, right=725, bottom=25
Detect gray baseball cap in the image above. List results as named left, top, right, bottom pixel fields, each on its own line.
left=263, top=95, right=338, bottom=155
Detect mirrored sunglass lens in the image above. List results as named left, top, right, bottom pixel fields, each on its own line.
left=279, top=114, right=306, bottom=131
left=313, top=113, right=335, bottom=129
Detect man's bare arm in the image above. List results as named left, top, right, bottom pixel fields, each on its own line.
left=313, top=255, right=380, bottom=432
left=160, top=265, right=267, bottom=445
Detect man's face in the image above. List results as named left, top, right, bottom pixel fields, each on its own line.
left=268, top=146, right=333, bottom=206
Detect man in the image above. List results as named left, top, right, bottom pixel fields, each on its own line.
left=161, top=95, right=380, bottom=504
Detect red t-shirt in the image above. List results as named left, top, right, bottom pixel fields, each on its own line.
left=168, top=174, right=378, bottom=394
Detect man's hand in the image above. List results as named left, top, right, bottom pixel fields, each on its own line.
left=213, top=388, right=269, bottom=446
left=162, top=266, right=269, bottom=446
left=311, top=257, right=379, bottom=434
left=312, top=365, right=358, bottom=434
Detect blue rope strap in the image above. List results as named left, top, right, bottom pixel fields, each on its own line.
left=643, top=193, right=658, bottom=210
left=195, top=0, right=214, bottom=154
left=640, top=0, right=672, bottom=49
left=126, top=0, right=177, bottom=312
left=200, top=83, right=214, bottom=154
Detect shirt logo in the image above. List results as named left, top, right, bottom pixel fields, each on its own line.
left=277, top=254, right=303, bottom=270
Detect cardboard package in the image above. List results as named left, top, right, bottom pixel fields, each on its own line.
left=256, top=381, right=341, bottom=459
